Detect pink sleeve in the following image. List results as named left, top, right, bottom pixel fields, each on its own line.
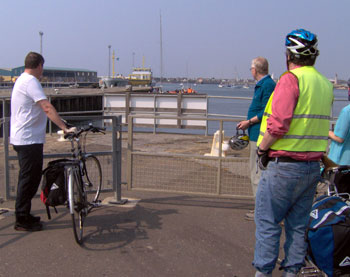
left=266, top=72, right=299, bottom=137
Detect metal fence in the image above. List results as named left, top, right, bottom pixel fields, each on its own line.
left=126, top=114, right=253, bottom=198
left=1, top=116, right=123, bottom=202
left=2, top=94, right=348, bottom=201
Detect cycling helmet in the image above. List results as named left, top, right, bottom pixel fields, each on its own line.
left=285, top=29, right=319, bottom=57
left=229, top=129, right=249, bottom=151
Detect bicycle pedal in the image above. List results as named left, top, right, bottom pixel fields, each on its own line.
left=90, top=201, right=102, bottom=208
left=84, top=183, right=93, bottom=188
left=299, top=266, right=323, bottom=276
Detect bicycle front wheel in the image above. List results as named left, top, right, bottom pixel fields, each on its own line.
left=83, top=155, right=102, bottom=203
left=68, top=169, right=86, bottom=245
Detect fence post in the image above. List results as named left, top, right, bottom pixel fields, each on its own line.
left=2, top=99, right=6, bottom=143
left=127, top=115, right=133, bottom=190
left=4, top=118, right=10, bottom=200
left=125, top=91, right=130, bottom=124
left=177, top=93, right=182, bottom=128
left=108, top=115, right=128, bottom=204
left=153, top=94, right=157, bottom=134
left=205, top=96, right=209, bottom=136
left=216, top=120, right=223, bottom=195
left=48, top=96, right=52, bottom=135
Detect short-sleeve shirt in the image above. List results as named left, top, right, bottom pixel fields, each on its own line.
left=10, top=72, right=47, bottom=145
left=328, top=105, right=350, bottom=165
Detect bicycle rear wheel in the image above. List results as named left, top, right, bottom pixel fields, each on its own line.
left=68, top=169, right=86, bottom=245
left=82, top=155, right=102, bottom=204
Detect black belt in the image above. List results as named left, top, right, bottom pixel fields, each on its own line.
left=270, top=157, right=305, bottom=163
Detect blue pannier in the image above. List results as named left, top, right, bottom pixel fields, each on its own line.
left=307, top=195, right=350, bottom=277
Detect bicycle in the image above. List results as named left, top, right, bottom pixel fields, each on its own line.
left=297, top=156, right=350, bottom=276
left=60, top=123, right=105, bottom=244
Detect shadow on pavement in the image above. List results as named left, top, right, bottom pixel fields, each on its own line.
left=78, top=205, right=177, bottom=250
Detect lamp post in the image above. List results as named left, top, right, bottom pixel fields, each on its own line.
left=39, top=31, right=44, bottom=55
left=108, top=45, right=111, bottom=78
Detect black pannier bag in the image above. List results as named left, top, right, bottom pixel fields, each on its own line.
left=332, top=167, right=350, bottom=194
left=307, top=195, right=350, bottom=277
left=40, top=159, right=69, bottom=219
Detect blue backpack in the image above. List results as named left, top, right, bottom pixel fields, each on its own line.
left=307, top=195, right=350, bottom=277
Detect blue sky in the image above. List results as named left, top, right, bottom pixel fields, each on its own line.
left=2, top=0, right=349, bottom=80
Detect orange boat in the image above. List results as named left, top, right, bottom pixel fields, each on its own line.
left=167, top=88, right=197, bottom=94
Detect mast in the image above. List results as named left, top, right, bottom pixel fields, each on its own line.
left=160, top=11, right=163, bottom=86
left=186, top=61, right=189, bottom=89
left=112, top=50, right=115, bottom=78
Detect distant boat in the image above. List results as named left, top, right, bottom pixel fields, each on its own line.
left=99, top=77, right=128, bottom=88
left=243, top=84, right=249, bottom=89
left=128, top=67, right=152, bottom=86
left=232, top=84, right=242, bottom=89
left=219, top=83, right=239, bottom=88
left=168, top=87, right=197, bottom=94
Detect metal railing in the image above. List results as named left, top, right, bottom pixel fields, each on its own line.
left=207, top=95, right=251, bottom=118
left=126, top=114, right=252, bottom=198
left=1, top=116, right=123, bottom=203
left=0, top=95, right=104, bottom=139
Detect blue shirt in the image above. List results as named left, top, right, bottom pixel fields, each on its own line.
left=247, top=75, right=275, bottom=141
left=328, top=105, right=350, bottom=165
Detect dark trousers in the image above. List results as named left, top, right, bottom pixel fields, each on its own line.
left=13, top=144, right=43, bottom=217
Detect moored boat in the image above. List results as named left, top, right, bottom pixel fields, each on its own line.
left=128, top=67, right=152, bottom=86
left=167, top=87, right=197, bottom=94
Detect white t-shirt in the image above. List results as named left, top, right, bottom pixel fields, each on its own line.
left=10, top=72, right=48, bottom=145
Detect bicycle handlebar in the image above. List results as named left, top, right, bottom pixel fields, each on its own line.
left=64, top=124, right=106, bottom=140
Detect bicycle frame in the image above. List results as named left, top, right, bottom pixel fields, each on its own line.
left=67, top=128, right=100, bottom=181
left=67, top=164, right=84, bottom=215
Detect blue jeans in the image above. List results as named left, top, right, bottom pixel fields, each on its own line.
left=252, top=160, right=320, bottom=275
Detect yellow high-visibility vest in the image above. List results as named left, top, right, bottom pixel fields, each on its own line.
left=257, top=66, right=333, bottom=152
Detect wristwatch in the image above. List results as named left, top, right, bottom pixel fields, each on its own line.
left=249, top=119, right=253, bottom=125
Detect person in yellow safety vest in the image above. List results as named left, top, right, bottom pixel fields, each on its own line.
left=252, top=29, right=334, bottom=277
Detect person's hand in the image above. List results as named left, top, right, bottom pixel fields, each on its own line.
left=237, top=120, right=250, bottom=130
left=256, top=147, right=270, bottom=170
left=64, top=127, right=77, bottom=134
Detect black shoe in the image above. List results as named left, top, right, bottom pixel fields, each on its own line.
left=14, top=216, right=43, bottom=232
left=28, top=214, right=41, bottom=223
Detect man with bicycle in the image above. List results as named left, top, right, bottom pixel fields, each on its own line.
left=253, top=29, right=333, bottom=276
left=10, top=52, right=70, bottom=232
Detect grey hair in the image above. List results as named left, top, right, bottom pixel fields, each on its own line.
left=252, top=57, right=269, bottom=75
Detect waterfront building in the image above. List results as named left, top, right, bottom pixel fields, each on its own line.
left=10, top=66, right=98, bottom=83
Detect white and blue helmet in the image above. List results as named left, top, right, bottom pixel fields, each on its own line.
left=285, top=29, right=319, bottom=57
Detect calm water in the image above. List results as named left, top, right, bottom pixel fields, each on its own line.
left=157, top=83, right=349, bottom=136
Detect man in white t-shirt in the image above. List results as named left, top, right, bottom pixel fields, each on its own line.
left=10, top=52, right=69, bottom=231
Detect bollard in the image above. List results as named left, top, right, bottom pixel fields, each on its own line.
left=204, top=130, right=229, bottom=157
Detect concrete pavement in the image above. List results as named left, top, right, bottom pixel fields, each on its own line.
left=0, top=190, right=261, bottom=277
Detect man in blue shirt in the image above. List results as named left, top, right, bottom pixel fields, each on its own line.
left=328, top=104, right=350, bottom=165
left=237, top=57, right=275, bottom=220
